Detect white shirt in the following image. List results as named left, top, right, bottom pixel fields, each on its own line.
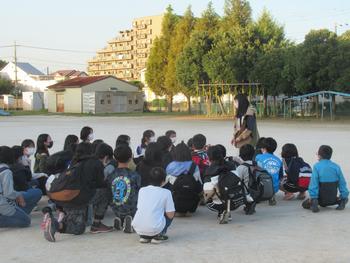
left=132, top=185, right=175, bottom=236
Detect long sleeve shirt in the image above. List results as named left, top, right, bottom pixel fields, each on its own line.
left=0, top=164, right=21, bottom=216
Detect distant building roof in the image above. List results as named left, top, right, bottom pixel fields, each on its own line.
left=16, top=62, right=44, bottom=76
left=51, top=70, right=88, bottom=77
left=48, top=76, right=113, bottom=89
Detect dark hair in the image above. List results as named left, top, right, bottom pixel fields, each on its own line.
left=239, top=144, right=255, bottom=161
left=116, top=135, right=130, bottom=148
left=216, top=144, right=227, bottom=158
left=92, top=139, right=104, bottom=153
left=144, top=142, right=162, bottom=165
left=234, top=94, right=250, bottom=118
left=46, top=150, right=73, bottom=174
left=0, top=146, right=14, bottom=165
left=173, top=142, right=192, bottom=162
left=192, top=134, right=206, bottom=150
left=64, top=135, right=79, bottom=152
left=11, top=146, right=24, bottom=162
left=207, top=145, right=224, bottom=164
left=114, top=144, right=132, bottom=163
left=72, top=142, right=93, bottom=164
left=165, top=130, right=176, bottom=138
left=187, top=138, right=193, bottom=148
left=95, top=143, right=113, bottom=160
left=318, top=145, right=333, bottom=160
left=80, top=126, right=93, bottom=141
left=36, top=134, right=50, bottom=155
left=157, top=136, right=172, bottom=152
left=149, top=167, right=166, bottom=186
left=141, top=130, right=155, bottom=147
left=281, top=143, right=299, bottom=159
left=261, top=137, right=277, bottom=154
left=21, top=139, right=35, bottom=148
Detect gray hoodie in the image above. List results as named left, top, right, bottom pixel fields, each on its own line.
left=0, top=164, right=21, bottom=216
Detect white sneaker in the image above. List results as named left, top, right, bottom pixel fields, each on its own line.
left=139, top=238, right=151, bottom=244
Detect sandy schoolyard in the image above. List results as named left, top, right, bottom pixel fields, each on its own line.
left=0, top=116, right=349, bottom=263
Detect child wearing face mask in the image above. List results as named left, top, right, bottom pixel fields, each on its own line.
left=34, top=134, right=53, bottom=195
left=135, top=130, right=155, bottom=164
left=80, top=126, right=94, bottom=143
left=165, top=130, right=177, bottom=149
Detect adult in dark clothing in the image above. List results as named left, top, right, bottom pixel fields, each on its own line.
left=157, top=136, right=173, bottom=169
left=41, top=143, right=112, bottom=242
left=10, top=146, right=33, bottom=191
left=136, top=143, right=162, bottom=187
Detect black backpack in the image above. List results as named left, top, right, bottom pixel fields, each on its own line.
left=243, top=163, right=274, bottom=201
left=172, top=162, right=201, bottom=213
left=217, top=169, right=246, bottom=209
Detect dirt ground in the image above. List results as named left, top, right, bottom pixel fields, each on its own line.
left=0, top=116, right=349, bottom=263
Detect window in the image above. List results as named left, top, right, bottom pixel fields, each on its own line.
left=135, top=99, right=138, bottom=104
left=107, top=100, right=111, bottom=104
left=100, top=99, right=105, bottom=105
left=129, top=99, right=132, bottom=105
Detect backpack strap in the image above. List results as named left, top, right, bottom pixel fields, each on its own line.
left=187, top=162, right=197, bottom=176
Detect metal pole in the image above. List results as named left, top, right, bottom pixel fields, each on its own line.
left=321, top=94, right=324, bottom=120
left=330, top=94, right=333, bottom=120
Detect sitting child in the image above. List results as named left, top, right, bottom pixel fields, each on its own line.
left=132, top=167, right=175, bottom=244
left=302, top=145, right=349, bottom=212
left=255, top=137, right=283, bottom=205
left=107, top=144, right=141, bottom=233
left=280, top=143, right=312, bottom=200
left=191, top=134, right=210, bottom=181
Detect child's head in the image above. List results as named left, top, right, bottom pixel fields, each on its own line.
left=0, top=146, right=15, bottom=165
left=165, top=130, right=177, bottom=144
left=239, top=144, right=255, bottom=161
left=187, top=138, right=193, bottom=149
left=114, top=144, right=132, bottom=164
left=80, top=126, right=94, bottom=142
left=192, top=134, right=206, bottom=150
left=95, top=143, right=113, bottom=165
left=157, top=136, right=172, bottom=152
left=216, top=144, right=227, bottom=158
left=317, top=145, right=333, bottom=160
left=255, top=137, right=266, bottom=154
left=11, top=146, right=24, bottom=163
left=21, top=139, right=35, bottom=156
left=173, top=142, right=192, bottom=162
left=207, top=145, right=224, bottom=165
left=281, top=143, right=299, bottom=159
left=261, top=137, right=277, bottom=154
left=36, top=134, right=53, bottom=154
left=115, top=135, right=131, bottom=148
left=92, top=139, right=104, bottom=154
left=234, top=94, right=250, bottom=118
left=64, top=135, right=79, bottom=152
left=46, top=150, right=74, bottom=174
left=73, top=142, right=93, bottom=163
left=144, top=142, right=162, bottom=164
left=142, top=130, right=155, bottom=146
left=149, top=167, right=166, bottom=186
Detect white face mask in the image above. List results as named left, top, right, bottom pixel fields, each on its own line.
left=149, top=136, right=156, bottom=143
left=88, top=133, right=94, bottom=141
left=25, top=147, right=35, bottom=156
left=171, top=137, right=177, bottom=144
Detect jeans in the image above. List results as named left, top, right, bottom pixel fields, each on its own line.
left=161, top=216, right=173, bottom=235
left=21, top=188, right=43, bottom=214
left=0, top=207, right=31, bottom=228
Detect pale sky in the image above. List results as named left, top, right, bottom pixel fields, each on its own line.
left=1, top=0, right=349, bottom=73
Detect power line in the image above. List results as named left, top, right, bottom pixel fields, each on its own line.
left=0, top=44, right=95, bottom=54
left=18, top=56, right=86, bottom=66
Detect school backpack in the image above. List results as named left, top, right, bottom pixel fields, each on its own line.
left=217, top=169, right=246, bottom=209
left=111, top=175, right=132, bottom=206
left=46, top=163, right=82, bottom=202
left=243, top=163, right=274, bottom=201
left=0, top=167, right=9, bottom=174
left=172, top=162, right=201, bottom=213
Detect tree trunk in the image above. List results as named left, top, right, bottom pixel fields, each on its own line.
left=332, top=94, right=336, bottom=119
left=263, top=89, right=268, bottom=117
left=167, top=95, right=173, bottom=113
left=187, top=95, right=191, bottom=114
left=217, top=95, right=226, bottom=115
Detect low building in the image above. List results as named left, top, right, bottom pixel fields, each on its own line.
left=47, top=75, right=143, bottom=114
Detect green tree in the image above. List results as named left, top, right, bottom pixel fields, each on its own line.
left=222, top=0, right=252, bottom=32
left=0, top=77, right=14, bottom=95
left=165, top=6, right=195, bottom=112
left=334, top=35, right=350, bottom=92
left=194, top=1, right=220, bottom=37
left=0, top=60, right=7, bottom=71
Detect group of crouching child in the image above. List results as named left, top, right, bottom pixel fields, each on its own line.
left=0, top=127, right=348, bottom=244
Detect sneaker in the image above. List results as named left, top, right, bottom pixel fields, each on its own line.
left=123, top=215, right=133, bottom=233
left=114, top=217, right=122, bottom=231
left=57, top=211, right=65, bottom=223
left=139, top=237, right=151, bottom=244
left=336, top=198, right=348, bottom=211
left=269, top=196, right=277, bottom=206
left=90, top=222, right=113, bottom=234
left=283, top=192, right=295, bottom=200
left=43, top=215, right=57, bottom=242
left=297, top=192, right=306, bottom=200
left=219, top=211, right=228, bottom=224
left=151, top=235, right=168, bottom=244
left=41, top=207, right=52, bottom=230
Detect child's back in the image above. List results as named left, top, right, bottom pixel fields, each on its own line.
left=256, top=152, right=282, bottom=193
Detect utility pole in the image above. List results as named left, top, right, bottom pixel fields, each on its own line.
left=334, top=22, right=338, bottom=35
left=14, top=41, right=19, bottom=109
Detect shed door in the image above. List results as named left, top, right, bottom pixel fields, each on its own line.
left=112, top=95, right=127, bottom=113
left=56, top=94, right=64, bottom=113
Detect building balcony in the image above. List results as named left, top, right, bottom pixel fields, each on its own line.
left=108, top=36, right=133, bottom=43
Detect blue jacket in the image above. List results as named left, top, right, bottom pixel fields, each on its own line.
left=256, top=153, right=283, bottom=193
left=309, top=159, right=349, bottom=199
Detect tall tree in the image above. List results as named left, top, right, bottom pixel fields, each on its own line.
left=222, top=0, right=252, bottom=32
left=0, top=77, right=14, bottom=95
left=165, top=6, right=195, bottom=111
left=194, top=1, right=220, bottom=36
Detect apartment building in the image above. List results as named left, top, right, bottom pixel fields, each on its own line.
left=88, top=15, right=163, bottom=81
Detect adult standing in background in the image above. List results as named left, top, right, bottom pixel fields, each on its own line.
left=231, top=94, right=260, bottom=148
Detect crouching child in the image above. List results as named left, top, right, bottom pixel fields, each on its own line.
left=302, top=145, right=349, bottom=212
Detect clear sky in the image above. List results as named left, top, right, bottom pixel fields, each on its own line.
left=1, top=0, right=349, bottom=73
